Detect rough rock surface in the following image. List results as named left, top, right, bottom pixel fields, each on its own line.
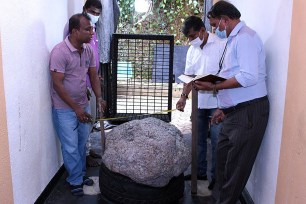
left=102, top=117, right=191, bottom=187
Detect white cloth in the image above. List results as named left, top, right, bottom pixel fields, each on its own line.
left=217, top=22, right=267, bottom=108
left=184, top=32, right=227, bottom=109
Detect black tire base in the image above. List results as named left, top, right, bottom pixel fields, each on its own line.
left=99, top=162, right=184, bottom=204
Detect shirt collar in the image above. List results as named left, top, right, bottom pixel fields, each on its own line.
left=64, top=36, right=86, bottom=52
left=229, top=21, right=246, bottom=38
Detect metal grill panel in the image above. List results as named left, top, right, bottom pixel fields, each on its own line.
left=109, top=34, right=174, bottom=123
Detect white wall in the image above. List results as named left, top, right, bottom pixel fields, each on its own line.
left=0, top=0, right=82, bottom=203
left=230, top=0, right=293, bottom=203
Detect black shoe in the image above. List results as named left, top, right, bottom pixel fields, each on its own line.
left=184, top=174, right=191, bottom=180
left=70, top=184, right=84, bottom=196
left=197, top=174, right=208, bottom=180
left=208, top=178, right=215, bottom=190
left=184, top=174, right=207, bottom=180
left=83, top=176, right=94, bottom=186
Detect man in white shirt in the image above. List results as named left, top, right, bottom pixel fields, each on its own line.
left=194, top=1, right=270, bottom=203
left=176, top=16, right=226, bottom=190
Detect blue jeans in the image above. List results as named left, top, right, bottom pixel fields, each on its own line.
left=197, top=108, right=221, bottom=179
left=52, top=106, right=90, bottom=185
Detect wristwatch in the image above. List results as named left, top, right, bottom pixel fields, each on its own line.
left=181, top=93, right=188, bottom=99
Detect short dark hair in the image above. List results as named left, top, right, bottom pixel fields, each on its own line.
left=182, top=16, right=205, bottom=36
left=68, top=13, right=91, bottom=34
left=207, top=1, right=241, bottom=20
left=83, top=0, right=102, bottom=10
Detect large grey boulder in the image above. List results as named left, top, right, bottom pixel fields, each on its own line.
left=102, top=117, right=191, bottom=187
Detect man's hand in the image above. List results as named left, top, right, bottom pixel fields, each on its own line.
left=176, top=97, right=187, bottom=112
left=97, top=97, right=106, bottom=114
left=192, top=81, right=214, bottom=91
left=211, top=109, right=225, bottom=124
left=98, top=75, right=104, bottom=81
left=74, top=106, right=92, bottom=123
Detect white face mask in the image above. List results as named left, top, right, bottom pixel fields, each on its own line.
left=189, top=36, right=204, bottom=47
left=87, top=12, right=100, bottom=25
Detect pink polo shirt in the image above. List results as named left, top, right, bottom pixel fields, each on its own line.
left=63, top=23, right=100, bottom=88
left=50, top=36, right=96, bottom=109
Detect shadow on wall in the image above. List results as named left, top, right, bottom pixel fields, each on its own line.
left=65, top=0, right=84, bottom=37
left=246, top=2, right=290, bottom=204
left=12, top=20, right=63, bottom=203
left=67, top=0, right=77, bottom=19
left=65, top=0, right=76, bottom=38
left=26, top=21, right=61, bottom=167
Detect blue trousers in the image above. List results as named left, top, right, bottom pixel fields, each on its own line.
left=197, top=108, right=221, bottom=179
left=52, top=106, right=90, bottom=185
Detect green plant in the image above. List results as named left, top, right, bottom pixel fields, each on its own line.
left=116, top=0, right=205, bottom=80
left=118, top=0, right=204, bottom=45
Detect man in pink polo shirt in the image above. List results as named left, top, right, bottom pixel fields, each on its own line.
left=64, top=0, right=115, bottom=167
left=50, top=13, right=106, bottom=196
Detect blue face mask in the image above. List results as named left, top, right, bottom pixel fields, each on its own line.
left=216, top=27, right=227, bottom=39
left=215, top=19, right=227, bottom=39
left=87, top=12, right=100, bottom=25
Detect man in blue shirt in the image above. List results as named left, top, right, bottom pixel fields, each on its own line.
left=194, top=1, right=269, bottom=203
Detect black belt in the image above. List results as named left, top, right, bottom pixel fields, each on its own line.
left=222, top=96, right=268, bottom=115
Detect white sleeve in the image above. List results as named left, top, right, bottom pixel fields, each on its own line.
left=184, top=47, right=194, bottom=75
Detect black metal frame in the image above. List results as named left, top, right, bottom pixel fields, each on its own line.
left=106, top=34, right=174, bottom=123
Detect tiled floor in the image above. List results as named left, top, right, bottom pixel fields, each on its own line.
left=44, top=98, right=216, bottom=204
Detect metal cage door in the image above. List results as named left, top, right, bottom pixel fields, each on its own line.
left=107, top=34, right=174, bottom=123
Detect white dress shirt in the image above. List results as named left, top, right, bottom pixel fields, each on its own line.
left=217, top=22, right=267, bottom=108
left=184, top=32, right=227, bottom=109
